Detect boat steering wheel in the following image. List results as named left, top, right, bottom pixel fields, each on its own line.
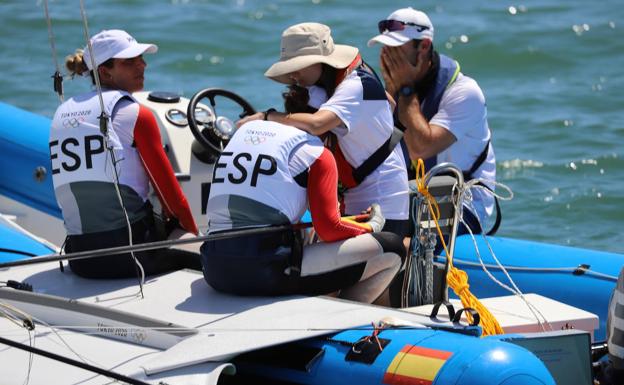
left=187, top=88, right=256, bottom=162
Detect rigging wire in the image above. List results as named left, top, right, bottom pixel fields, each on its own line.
left=22, top=329, right=34, bottom=385
left=0, top=334, right=150, bottom=385
left=78, top=0, right=145, bottom=298
left=0, top=296, right=432, bottom=339
left=0, top=302, right=35, bottom=385
left=42, top=0, right=63, bottom=102
left=0, top=223, right=307, bottom=269
left=0, top=300, right=139, bottom=384
left=0, top=321, right=430, bottom=336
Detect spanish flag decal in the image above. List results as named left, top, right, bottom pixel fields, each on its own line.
left=383, top=345, right=453, bottom=385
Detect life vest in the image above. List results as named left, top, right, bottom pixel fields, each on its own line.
left=207, top=120, right=323, bottom=232
left=420, top=54, right=461, bottom=121
left=330, top=64, right=401, bottom=189
left=418, top=54, right=461, bottom=171
left=50, top=90, right=149, bottom=235
left=412, top=54, right=499, bottom=234
left=399, top=54, right=491, bottom=181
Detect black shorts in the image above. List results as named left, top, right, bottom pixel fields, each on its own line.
left=383, top=219, right=411, bottom=238
left=67, top=206, right=200, bottom=279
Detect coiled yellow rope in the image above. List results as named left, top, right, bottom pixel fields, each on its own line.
left=414, top=159, right=504, bottom=336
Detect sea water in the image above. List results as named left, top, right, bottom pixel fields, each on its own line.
left=0, top=0, right=622, bottom=252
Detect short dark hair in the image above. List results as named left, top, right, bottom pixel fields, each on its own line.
left=413, top=39, right=434, bottom=59
left=283, top=85, right=317, bottom=114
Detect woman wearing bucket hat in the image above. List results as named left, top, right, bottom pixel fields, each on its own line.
left=237, top=22, right=410, bottom=240
left=49, top=29, right=199, bottom=279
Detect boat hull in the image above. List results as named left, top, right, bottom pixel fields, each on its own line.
left=232, top=327, right=596, bottom=385
left=0, top=102, right=60, bottom=218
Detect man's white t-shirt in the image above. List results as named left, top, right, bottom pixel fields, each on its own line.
left=430, top=72, right=496, bottom=223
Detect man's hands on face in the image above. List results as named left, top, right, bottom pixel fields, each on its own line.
left=380, top=45, right=430, bottom=96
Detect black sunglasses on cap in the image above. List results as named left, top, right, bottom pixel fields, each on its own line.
left=378, top=20, right=430, bottom=34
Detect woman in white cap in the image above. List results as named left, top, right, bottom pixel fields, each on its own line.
left=49, top=29, right=198, bottom=278
left=237, top=23, right=410, bottom=243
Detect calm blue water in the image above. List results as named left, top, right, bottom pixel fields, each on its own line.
left=1, top=0, right=622, bottom=252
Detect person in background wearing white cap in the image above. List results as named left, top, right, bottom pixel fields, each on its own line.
left=49, top=29, right=199, bottom=279
left=369, top=8, right=498, bottom=236
left=237, top=22, right=410, bottom=246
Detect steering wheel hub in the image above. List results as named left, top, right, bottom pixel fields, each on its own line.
left=213, top=116, right=236, bottom=140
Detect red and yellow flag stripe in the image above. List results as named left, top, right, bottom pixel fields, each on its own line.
left=383, top=345, right=453, bottom=385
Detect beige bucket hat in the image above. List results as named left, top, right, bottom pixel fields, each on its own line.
left=265, top=22, right=359, bottom=84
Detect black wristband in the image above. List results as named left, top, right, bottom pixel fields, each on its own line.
left=399, top=85, right=415, bottom=97
left=264, top=108, right=277, bottom=121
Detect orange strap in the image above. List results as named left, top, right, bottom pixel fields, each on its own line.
left=334, top=54, right=362, bottom=86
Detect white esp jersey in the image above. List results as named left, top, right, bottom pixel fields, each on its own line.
left=49, top=90, right=148, bottom=234
left=207, top=120, right=323, bottom=232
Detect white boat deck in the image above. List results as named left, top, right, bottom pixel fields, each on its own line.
left=0, top=262, right=446, bottom=383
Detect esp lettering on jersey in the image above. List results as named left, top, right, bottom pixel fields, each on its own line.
left=49, top=135, right=105, bottom=174
left=212, top=151, right=277, bottom=187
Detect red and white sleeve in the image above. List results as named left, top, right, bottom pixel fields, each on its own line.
left=308, top=148, right=371, bottom=242
left=133, top=105, right=198, bottom=234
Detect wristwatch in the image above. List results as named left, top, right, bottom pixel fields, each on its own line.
left=399, top=85, right=415, bottom=97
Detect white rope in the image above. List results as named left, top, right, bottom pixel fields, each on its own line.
left=463, top=176, right=514, bottom=202
left=453, top=178, right=552, bottom=332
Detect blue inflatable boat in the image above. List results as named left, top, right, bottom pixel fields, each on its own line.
left=0, top=97, right=619, bottom=384
left=0, top=217, right=56, bottom=263
left=444, top=235, right=621, bottom=341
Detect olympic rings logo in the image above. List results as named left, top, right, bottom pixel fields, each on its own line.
left=244, top=135, right=266, bottom=145
left=62, top=117, right=84, bottom=128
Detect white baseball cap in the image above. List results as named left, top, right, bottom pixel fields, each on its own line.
left=83, top=29, right=158, bottom=70
left=367, top=8, right=434, bottom=47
